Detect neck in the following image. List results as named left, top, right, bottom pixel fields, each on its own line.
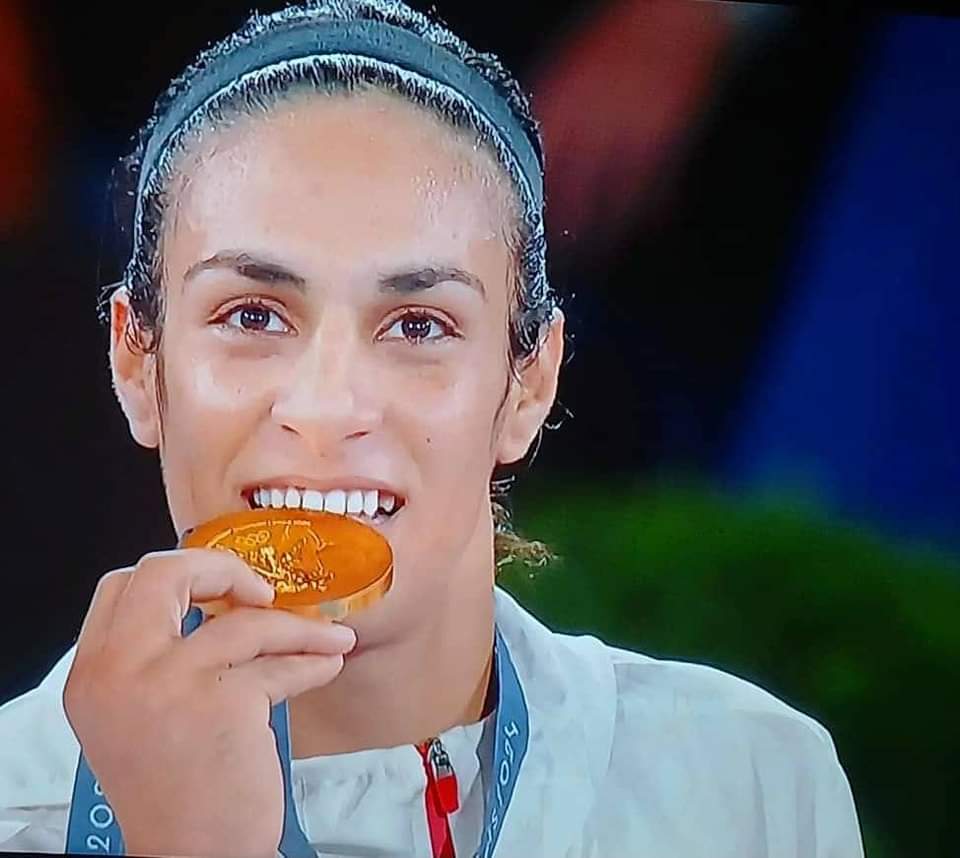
left=289, top=550, right=496, bottom=758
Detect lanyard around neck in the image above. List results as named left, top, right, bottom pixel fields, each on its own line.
left=65, top=607, right=530, bottom=858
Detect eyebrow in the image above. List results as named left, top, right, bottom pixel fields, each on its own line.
left=184, top=251, right=486, bottom=300
left=184, top=251, right=307, bottom=290
left=378, top=266, right=486, bottom=300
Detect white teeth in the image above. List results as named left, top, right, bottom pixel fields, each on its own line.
left=324, top=489, right=347, bottom=515
left=251, top=486, right=399, bottom=519
left=302, top=489, right=324, bottom=512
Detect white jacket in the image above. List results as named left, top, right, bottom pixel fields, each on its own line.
left=0, top=588, right=864, bottom=857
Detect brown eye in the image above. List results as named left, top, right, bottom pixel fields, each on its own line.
left=401, top=314, right=434, bottom=341
left=223, top=303, right=290, bottom=334
left=383, top=311, right=452, bottom=344
left=240, top=306, right=269, bottom=330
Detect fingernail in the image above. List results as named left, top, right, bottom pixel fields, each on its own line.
left=256, top=577, right=276, bottom=599
left=329, top=622, right=358, bottom=651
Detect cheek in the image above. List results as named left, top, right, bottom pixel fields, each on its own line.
left=389, top=343, right=505, bottom=426
left=158, top=349, right=274, bottom=481
left=387, top=352, right=508, bottom=519
left=167, top=356, right=263, bottom=420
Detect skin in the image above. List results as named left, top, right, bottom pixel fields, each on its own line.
left=65, top=89, right=563, bottom=856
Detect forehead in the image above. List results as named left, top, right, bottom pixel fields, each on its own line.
left=163, top=90, right=514, bottom=284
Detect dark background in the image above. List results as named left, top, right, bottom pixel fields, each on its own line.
left=1, top=2, right=957, bottom=855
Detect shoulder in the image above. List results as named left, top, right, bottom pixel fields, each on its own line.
left=495, top=591, right=862, bottom=856
left=607, top=643, right=836, bottom=750
left=496, top=588, right=842, bottom=764
left=529, top=604, right=838, bottom=757
left=593, top=645, right=864, bottom=856
left=0, top=645, right=79, bottom=826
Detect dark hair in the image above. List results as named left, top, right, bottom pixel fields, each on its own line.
left=109, top=0, right=560, bottom=567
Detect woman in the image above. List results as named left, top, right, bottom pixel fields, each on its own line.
left=0, top=2, right=863, bottom=856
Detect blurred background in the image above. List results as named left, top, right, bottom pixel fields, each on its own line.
left=1, top=1, right=957, bottom=855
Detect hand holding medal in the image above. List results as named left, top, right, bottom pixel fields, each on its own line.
left=63, top=512, right=392, bottom=858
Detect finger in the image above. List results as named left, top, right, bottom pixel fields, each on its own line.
left=111, top=549, right=275, bottom=654
left=182, top=607, right=357, bottom=669
left=66, top=570, right=137, bottom=721
left=226, top=653, right=346, bottom=704
left=72, top=568, right=135, bottom=659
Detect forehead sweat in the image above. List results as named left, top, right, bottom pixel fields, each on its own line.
left=113, top=1, right=556, bottom=364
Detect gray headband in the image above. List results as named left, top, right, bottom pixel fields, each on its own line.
left=139, top=17, right=545, bottom=209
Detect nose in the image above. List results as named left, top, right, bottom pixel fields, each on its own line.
left=271, top=309, right=381, bottom=451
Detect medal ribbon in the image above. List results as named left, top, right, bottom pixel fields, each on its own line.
left=66, top=608, right=529, bottom=857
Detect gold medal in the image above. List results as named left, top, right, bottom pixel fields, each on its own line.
left=182, top=508, right=393, bottom=619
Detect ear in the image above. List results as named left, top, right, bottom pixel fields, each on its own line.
left=495, top=309, right=565, bottom=465
left=109, top=288, right=161, bottom=449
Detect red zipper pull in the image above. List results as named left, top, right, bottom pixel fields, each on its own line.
left=432, top=737, right=461, bottom=813
left=417, top=737, right=459, bottom=858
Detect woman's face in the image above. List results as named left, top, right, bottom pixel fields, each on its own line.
left=111, top=90, right=563, bottom=641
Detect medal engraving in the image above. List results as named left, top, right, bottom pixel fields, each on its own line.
left=207, top=519, right=335, bottom=594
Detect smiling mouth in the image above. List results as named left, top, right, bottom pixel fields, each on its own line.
left=243, top=485, right=405, bottom=526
